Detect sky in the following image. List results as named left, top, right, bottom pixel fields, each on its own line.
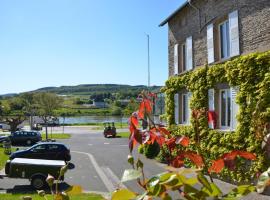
left=0, top=0, right=185, bottom=94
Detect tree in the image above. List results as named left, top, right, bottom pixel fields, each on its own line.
left=0, top=98, right=26, bottom=132
left=34, top=93, right=63, bottom=140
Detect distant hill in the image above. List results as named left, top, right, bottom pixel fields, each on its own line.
left=33, top=84, right=162, bottom=96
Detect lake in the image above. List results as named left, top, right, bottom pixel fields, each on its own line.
left=58, top=115, right=163, bottom=124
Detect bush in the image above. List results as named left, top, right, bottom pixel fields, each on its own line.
left=137, top=144, right=144, bottom=154
left=143, top=141, right=160, bottom=159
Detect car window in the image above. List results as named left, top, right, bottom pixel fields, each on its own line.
left=31, top=144, right=46, bottom=152
left=48, top=144, right=60, bottom=151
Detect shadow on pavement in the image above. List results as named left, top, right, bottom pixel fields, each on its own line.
left=4, top=182, right=72, bottom=194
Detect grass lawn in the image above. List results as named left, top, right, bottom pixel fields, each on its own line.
left=0, top=193, right=105, bottom=200
left=0, top=147, right=10, bottom=170
left=117, top=132, right=130, bottom=138
left=41, top=133, right=71, bottom=140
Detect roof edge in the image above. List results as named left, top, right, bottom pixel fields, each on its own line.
left=159, top=1, right=189, bottom=27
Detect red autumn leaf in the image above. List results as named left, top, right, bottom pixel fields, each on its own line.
left=222, top=150, right=256, bottom=161
left=183, top=151, right=204, bottom=168
left=158, top=127, right=171, bottom=136
left=130, top=116, right=139, bottom=127
left=237, top=151, right=256, bottom=160
left=138, top=103, right=145, bottom=119
left=154, top=132, right=166, bottom=147
left=208, top=159, right=225, bottom=173
left=166, top=138, right=176, bottom=151
left=149, top=132, right=157, bottom=144
left=170, top=155, right=185, bottom=168
left=222, top=151, right=239, bottom=161
left=144, top=99, right=152, bottom=113
left=176, top=136, right=190, bottom=147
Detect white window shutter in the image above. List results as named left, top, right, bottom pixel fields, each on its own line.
left=186, top=36, right=193, bottom=70
left=230, top=87, right=239, bottom=130
left=208, top=89, right=215, bottom=111
left=187, top=92, right=192, bottom=124
left=207, top=24, right=214, bottom=64
left=174, top=93, right=179, bottom=124
left=174, top=44, right=179, bottom=75
left=229, top=10, right=240, bottom=57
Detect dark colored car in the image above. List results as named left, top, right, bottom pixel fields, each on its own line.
left=10, top=130, right=42, bottom=145
left=0, top=135, right=9, bottom=143
left=9, top=142, right=71, bottom=161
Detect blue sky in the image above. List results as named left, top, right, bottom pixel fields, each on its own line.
left=0, top=0, right=184, bottom=94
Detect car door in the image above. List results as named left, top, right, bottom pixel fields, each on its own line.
left=28, top=144, right=47, bottom=159
left=47, top=144, right=62, bottom=160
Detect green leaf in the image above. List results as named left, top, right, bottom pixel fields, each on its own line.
left=184, top=177, right=198, bottom=186
left=112, top=189, right=136, bottom=200
left=197, top=173, right=212, bottom=192
left=121, top=169, right=142, bottom=183
left=202, top=183, right=222, bottom=197
left=147, top=176, right=160, bottom=188
left=136, top=159, right=144, bottom=169
left=159, top=174, right=182, bottom=187
left=256, top=171, right=270, bottom=193
left=224, top=185, right=255, bottom=199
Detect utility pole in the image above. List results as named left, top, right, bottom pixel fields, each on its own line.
left=147, top=34, right=150, bottom=88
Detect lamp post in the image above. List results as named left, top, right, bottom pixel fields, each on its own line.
left=146, top=34, right=150, bottom=88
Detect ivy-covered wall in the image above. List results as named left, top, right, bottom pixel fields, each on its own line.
left=162, top=51, right=270, bottom=182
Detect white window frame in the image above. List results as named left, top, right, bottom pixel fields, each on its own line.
left=219, top=89, right=231, bottom=129
left=219, top=20, right=230, bottom=60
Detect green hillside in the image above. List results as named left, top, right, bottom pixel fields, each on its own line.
left=34, top=84, right=162, bottom=96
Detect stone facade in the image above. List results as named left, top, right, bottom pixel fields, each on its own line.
left=167, top=0, right=270, bottom=77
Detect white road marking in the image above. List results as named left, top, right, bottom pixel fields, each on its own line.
left=101, top=167, right=127, bottom=189
left=104, top=143, right=110, bottom=145
left=72, top=150, right=115, bottom=192
left=88, top=144, right=93, bottom=146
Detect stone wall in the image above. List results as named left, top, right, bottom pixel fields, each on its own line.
left=168, top=0, right=270, bottom=77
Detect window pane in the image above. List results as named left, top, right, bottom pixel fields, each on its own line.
left=227, top=90, right=231, bottom=127
left=182, top=44, right=186, bottom=71
left=221, top=91, right=226, bottom=126
left=183, top=95, right=186, bottom=122
left=220, top=21, right=230, bottom=59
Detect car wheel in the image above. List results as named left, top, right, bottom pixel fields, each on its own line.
left=31, top=175, right=46, bottom=189
left=26, top=139, right=32, bottom=146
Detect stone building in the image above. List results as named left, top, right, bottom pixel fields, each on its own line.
left=160, top=0, right=270, bottom=130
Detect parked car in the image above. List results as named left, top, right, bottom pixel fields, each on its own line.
left=9, top=130, right=42, bottom=145
left=0, top=135, right=9, bottom=143
left=9, top=142, right=71, bottom=161
left=5, top=158, right=66, bottom=189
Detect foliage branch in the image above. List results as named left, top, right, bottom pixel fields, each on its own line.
left=112, top=91, right=257, bottom=200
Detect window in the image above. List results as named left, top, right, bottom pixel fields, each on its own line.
left=182, top=94, right=188, bottom=123
left=182, top=43, right=186, bottom=71
left=181, top=93, right=191, bottom=124
left=219, top=20, right=230, bottom=59
left=220, top=89, right=231, bottom=128
left=207, top=10, right=239, bottom=63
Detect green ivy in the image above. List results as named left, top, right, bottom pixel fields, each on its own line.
left=162, top=51, right=270, bottom=182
